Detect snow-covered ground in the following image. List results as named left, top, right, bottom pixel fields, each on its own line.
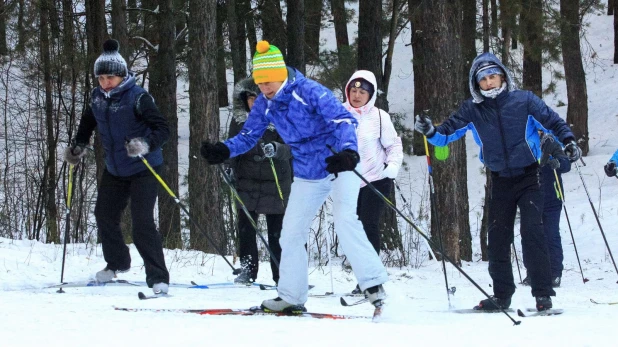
left=2, top=2, right=618, bottom=347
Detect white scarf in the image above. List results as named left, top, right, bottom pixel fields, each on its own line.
left=480, top=82, right=507, bottom=99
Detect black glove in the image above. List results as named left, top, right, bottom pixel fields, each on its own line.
left=63, top=143, right=87, bottom=165
left=325, top=149, right=359, bottom=174
left=604, top=161, right=617, bottom=177
left=414, top=115, right=436, bottom=137
left=540, top=134, right=567, bottom=170
left=563, top=139, right=582, bottom=163
left=200, top=141, right=230, bottom=164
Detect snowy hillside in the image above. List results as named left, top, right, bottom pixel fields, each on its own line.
left=2, top=2, right=618, bottom=346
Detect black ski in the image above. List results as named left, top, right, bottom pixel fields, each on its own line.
left=138, top=291, right=171, bottom=300
left=340, top=296, right=369, bottom=307
left=259, top=284, right=315, bottom=291
left=516, top=308, right=564, bottom=317
left=590, top=298, right=618, bottom=305
left=451, top=308, right=515, bottom=313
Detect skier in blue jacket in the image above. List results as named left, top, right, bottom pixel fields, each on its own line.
left=63, top=40, right=170, bottom=295
left=522, top=132, right=571, bottom=288
left=415, top=52, right=581, bottom=312
left=200, top=41, right=388, bottom=313
left=604, top=149, right=618, bottom=177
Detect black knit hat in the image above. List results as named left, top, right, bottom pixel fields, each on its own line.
left=347, top=78, right=375, bottom=98
left=94, top=39, right=128, bottom=77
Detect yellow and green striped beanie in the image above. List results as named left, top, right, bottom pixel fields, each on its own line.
left=252, top=41, right=287, bottom=84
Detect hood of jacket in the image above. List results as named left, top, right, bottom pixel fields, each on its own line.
left=98, top=72, right=137, bottom=100
left=468, top=52, right=518, bottom=104
left=343, top=70, right=378, bottom=115
left=232, top=77, right=261, bottom=123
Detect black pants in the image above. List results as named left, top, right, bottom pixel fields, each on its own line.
left=237, top=210, right=283, bottom=283
left=357, top=178, right=392, bottom=255
left=523, top=204, right=564, bottom=278
left=488, top=166, right=555, bottom=298
left=94, top=168, right=169, bottom=287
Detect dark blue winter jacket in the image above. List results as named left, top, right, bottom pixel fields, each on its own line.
left=75, top=73, right=169, bottom=177
left=427, top=52, right=575, bottom=177
left=224, top=67, right=358, bottom=180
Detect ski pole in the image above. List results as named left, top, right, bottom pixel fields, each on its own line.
left=326, top=145, right=520, bottom=325
left=573, top=160, right=618, bottom=283
left=217, top=165, right=280, bottom=269
left=512, top=243, right=523, bottom=283
left=268, top=158, right=286, bottom=209
left=393, top=179, right=438, bottom=261
left=57, top=164, right=75, bottom=293
left=423, top=135, right=455, bottom=305
left=138, top=155, right=241, bottom=275
left=553, top=169, right=588, bottom=283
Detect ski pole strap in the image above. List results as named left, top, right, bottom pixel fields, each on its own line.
left=553, top=169, right=565, bottom=202
left=423, top=136, right=432, bottom=175
left=268, top=158, right=285, bottom=202
left=67, top=164, right=74, bottom=210
left=138, top=155, right=179, bottom=201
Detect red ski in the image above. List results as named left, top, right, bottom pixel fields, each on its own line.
left=114, top=306, right=370, bottom=320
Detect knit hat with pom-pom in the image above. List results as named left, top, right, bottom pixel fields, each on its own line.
left=94, top=39, right=128, bottom=78
left=252, top=41, right=287, bottom=84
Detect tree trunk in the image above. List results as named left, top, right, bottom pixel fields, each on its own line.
left=383, top=0, right=401, bottom=99
left=188, top=0, right=226, bottom=253
left=85, top=0, right=108, bottom=190
left=227, top=0, right=245, bottom=82
left=41, top=0, right=59, bottom=243
left=305, top=0, right=322, bottom=64
left=414, top=0, right=470, bottom=264
left=560, top=0, right=589, bottom=155
left=358, top=0, right=386, bottom=109
left=500, top=0, right=518, bottom=64
left=461, top=0, right=476, bottom=99
left=0, top=0, right=6, bottom=55
left=490, top=0, right=498, bottom=37
left=615, top=0, right=618, bottom=63
left=331, top=0, right=349, bottom=49
left=16, top=0, right=26, bottom=53
left=286, top=0, right=305, bottom=73
left=520, top=0, right=543, bottom=97
left=259, top=0, right=287, bottom=55
left=216, top=2, right=229, bottom=107
left=148, top=0, right=182, bottom=249
left=482, top=0, right=489, bottom=52
left=239, top=0, right=257, bottom=57
left=111, top=0, right=131, bottom=63
left=609, top=0, right=614, bottom=15
left=410, top=0, right=426, bottom=156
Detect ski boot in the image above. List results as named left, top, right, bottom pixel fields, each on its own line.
left=261, top=297, right=306, bottom=314
left=535, top=296, right=553, bottom=311
left=364, top=285, right=386, bottom=307
left=153, top=283, right=169, bottom=295
left=95, top=266, right=130, bottom=283
left=474, top=296, right=511, bottom=310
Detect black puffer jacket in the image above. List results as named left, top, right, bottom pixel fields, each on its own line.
left=228, top=78, right=293, bottom=214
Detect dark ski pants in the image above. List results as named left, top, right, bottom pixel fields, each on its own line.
left=94, top=167, right=169, bottom=287
left=487, top=166, right=555, bottom=299
left=237, top=210, right=283, bottom=284
left=357, top=178, right=392, bottom=255
left=523, top=204, right=564, bottom=278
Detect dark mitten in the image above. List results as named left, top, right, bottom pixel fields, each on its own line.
left=563, top=138, right=582, bottom=163
left=604, top=161, right=617, bottom=177
left=325, top=149, right=359, bottom=174
left=125, top=137, right=150, bottom=157
left=540, top=134, right=567, bottom=170
left=200, top=141, right=230, bottom=164
left=64, top=144, right=87, bottom=165
left=414, top=115, right=436, bottom=137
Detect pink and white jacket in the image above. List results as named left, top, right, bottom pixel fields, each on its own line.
left=344, top=70, right=404, bottom=187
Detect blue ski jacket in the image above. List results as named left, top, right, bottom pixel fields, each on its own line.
left=610, top=149, right=618, bottom=163
left=427, top=52, right=575, bottom=177
left=224, top=67, right=358, bottom=180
